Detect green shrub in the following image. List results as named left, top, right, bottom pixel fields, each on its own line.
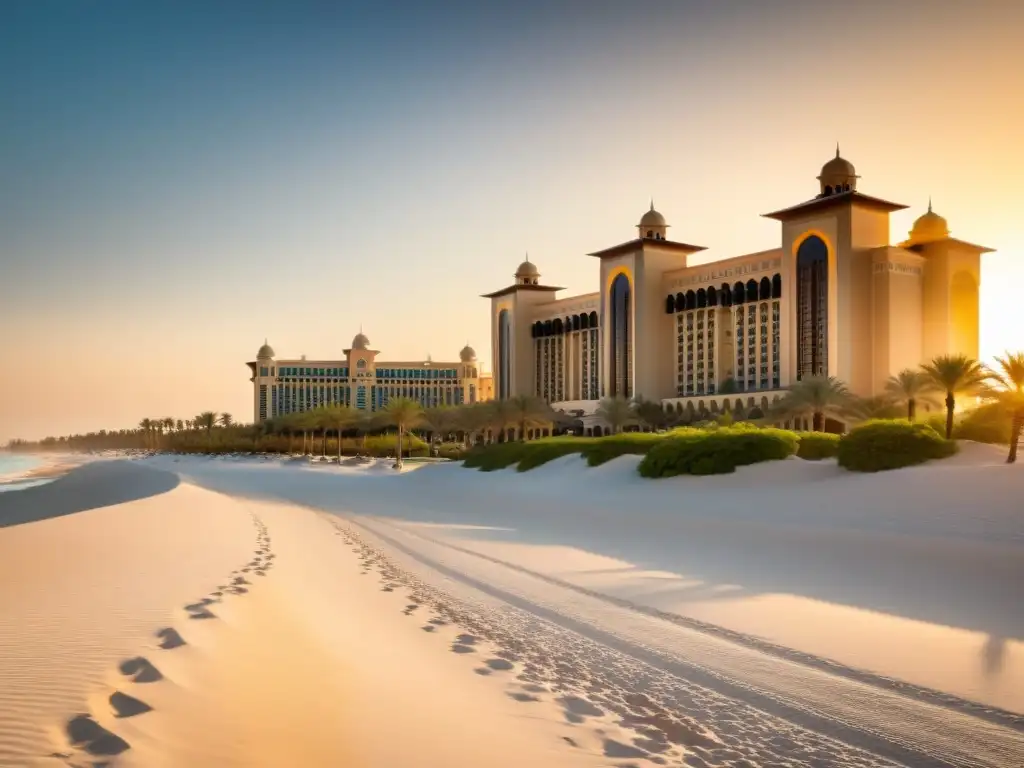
left=516, top=440, right=590, bottom=471
left=637, top=427, right=799, bottom=478
left=581, top=432, right=664, bottom=466
left=434, top=442, right=467, bottom=460
left=796, top=432, right=840, bottom=460
left=954, top=403, right=1012, bottom=445
left=462, top=441, right=529, bottom=471
left=837, top=419, right=957, bottom=472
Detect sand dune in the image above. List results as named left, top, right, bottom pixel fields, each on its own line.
left=1, top=451, right=1021, bottom=767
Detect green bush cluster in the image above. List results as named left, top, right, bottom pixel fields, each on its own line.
left=462, top=432, right=666, bottom=472
left=168, top=433, right=427, bottom=457
left=796, top=432, right=840, bottom=460
left=638, top=427, right=799, bottom=478
left=836, top=419, right=957, bottom=472
left=953, top=403, right=1013, bottom=445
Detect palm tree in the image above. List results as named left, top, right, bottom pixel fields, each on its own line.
left=455, top=402, right=489, bottom=449
left=484, top=399, right=516, bottom=443
left=419, top=406, right=457, bottom=450
left=771, top=376, right=856, bottom=432
left=322, top=405, right=355, bottom=461
left=138, top=418, right=153, bottom=450
left=162, top=418, right=175, bottom=445
left=195, top=411, right=218, bottom=444
left=175, top=419, right=184, bottom=433
left=220, top=413, right=233, bottom=428
left=508, top=395, right=551, bottom=441
left=984, top=351, right=1024, bottom=463
left=596, top=395, right=637, bottom=434
left=884, top=369, right=937, bottom=421
left=633, top=397, right=669, bottom=431
left=382, top=397, right=423, bottom=468
left=922, top=354, right=989, bottom=439
left=352, top=409, right=378, bottom=455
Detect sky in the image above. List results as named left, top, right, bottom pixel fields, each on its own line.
left=1, top=0, right=1022, bottom=442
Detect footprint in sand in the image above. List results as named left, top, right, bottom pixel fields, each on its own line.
left=508, top=692, right=541, bottom=703
left=403, top=604, right=419, bottom=615
left=66, top=714, right=131, bottom=757
left=232, top=576, right=250, bottom=586
left=421, top=625, right=436, bottom=633
left=185, top=604, right=216, bottom=620
left=155, top=628, right=186, bottom=650
left=454, top=634, right=478, bottom=646
left=119, top=657, right=162, bottom=683
left=485, top=658, right=515, bottom=672
left=451, top=644, right=476, bottom=654
left=110, top=691, right=152, bottom=718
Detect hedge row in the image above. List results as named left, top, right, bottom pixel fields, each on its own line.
left=461, top=420, right=957, bottom=476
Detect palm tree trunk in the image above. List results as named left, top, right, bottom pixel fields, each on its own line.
left=944, top=393, right=955, bottom=440
left=812, top=411, right=823, bottom=432
left=907, top=399, right=916, bottom=421
left=396, top=425, right=404, bottom=467
left=1008, top=412, right=1022, bottom=464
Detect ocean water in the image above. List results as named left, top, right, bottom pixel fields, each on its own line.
left=0, top=455, right=43, bottom=493
left=0, top=455, right=39, bottom=477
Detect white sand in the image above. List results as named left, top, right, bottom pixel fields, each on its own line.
left=1, top=449, right=1022, bottom=767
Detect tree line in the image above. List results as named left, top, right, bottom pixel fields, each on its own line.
left=7, top=352, right=1022, bottom=464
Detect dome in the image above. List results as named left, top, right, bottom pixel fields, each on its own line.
left=459, top=344, right=477, bottom=362
left=818, top=145, right=858, bottom=181
left=256, top=340, right=275, bottom=359
left=515, top=258, right=539, bottom=278
left=905, top=200, right=950, bottom=244
left=639, top=201, right=667, bottom=228
left=351, top=332, right=370, bottom=350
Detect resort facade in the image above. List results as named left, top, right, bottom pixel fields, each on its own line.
left=485, top=150, right=992, bottom=424
left=246, top=333, right=492, bottom=423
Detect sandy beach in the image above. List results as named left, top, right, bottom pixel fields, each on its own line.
left=1, top=449, right=1022, bottom=767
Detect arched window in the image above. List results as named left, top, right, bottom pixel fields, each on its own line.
left=579, top=312, right=589, bottom=330
left=356, top=358, right=367, bottom=369
left=707, top=286, right=718, bottom=306
left=685, top=289, right=696, bottom=309
left=721, top=283, right=732, bottom=306
left=552, top=318, right=563, bottom=334
left=665, top=295, right=675, bottom=314
left=733, top=281, right=745, bottom=304
left=824, top=185, right=833, bottom=196
left=609, top=274, right=632, bottom=398
left=588, top=310, right=598, bottom=327
left=759, top=276, right=771, bottom=300
left=543, top=319, right=552, bottom=336
left=646, top=230, right=653, bottom=238
left=572, top=314, right=581, bottom=331
left=796, top=235, right=829, bottom=379
left=498, top=309, right=511, bottom=399
left=696, top=288, right=707, bottom=308
left=532, top=320, right=542, bottom=338
left=564, top=316, right=572, bottom=333
left=771, top=273, right=782, bottom=299
left=745, top=279, right=758, bottom=302
left=675, top=292, right=685, bottom=312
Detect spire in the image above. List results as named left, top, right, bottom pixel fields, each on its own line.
left=928, top=196, right=933, bottom=213
left=525, top=251, right=530, bottom=264
left=836, top=142, right=841, bottom=158
left=649, top=198, right=655, bottom=211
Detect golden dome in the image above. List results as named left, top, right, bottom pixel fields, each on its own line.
left=639, top=200, right=667, bottom=228
left=905, top=199, right=950, bottom=245
left=257, top=340, right=275, bottom=358
left=459, top=344, right=477, bottom=362
left=515, top=257, right=539, bottom=279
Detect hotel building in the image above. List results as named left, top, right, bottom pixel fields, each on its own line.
left=484, top=150, right=992, bottom=426
left=246, top=333, right=492, bottom=423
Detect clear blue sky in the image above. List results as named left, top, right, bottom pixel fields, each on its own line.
left=2, top=0, right=1022, bottom=441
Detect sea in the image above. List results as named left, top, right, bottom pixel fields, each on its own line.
left=0, top=454, right=46, bottom=493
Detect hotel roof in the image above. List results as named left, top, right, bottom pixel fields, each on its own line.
left=481, top=283, right=564, bottom=299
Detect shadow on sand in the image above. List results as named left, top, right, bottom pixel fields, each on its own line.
left=0, top=461, right=179, bottom=528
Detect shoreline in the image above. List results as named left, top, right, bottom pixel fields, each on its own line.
left=0, top=453, right=91, bottom=490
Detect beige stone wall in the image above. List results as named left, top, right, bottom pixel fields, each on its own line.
left=871, top=249, right=924, bottom=394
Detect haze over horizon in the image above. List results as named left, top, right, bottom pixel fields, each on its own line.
left=2, top=0, right=1022, bottom=442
